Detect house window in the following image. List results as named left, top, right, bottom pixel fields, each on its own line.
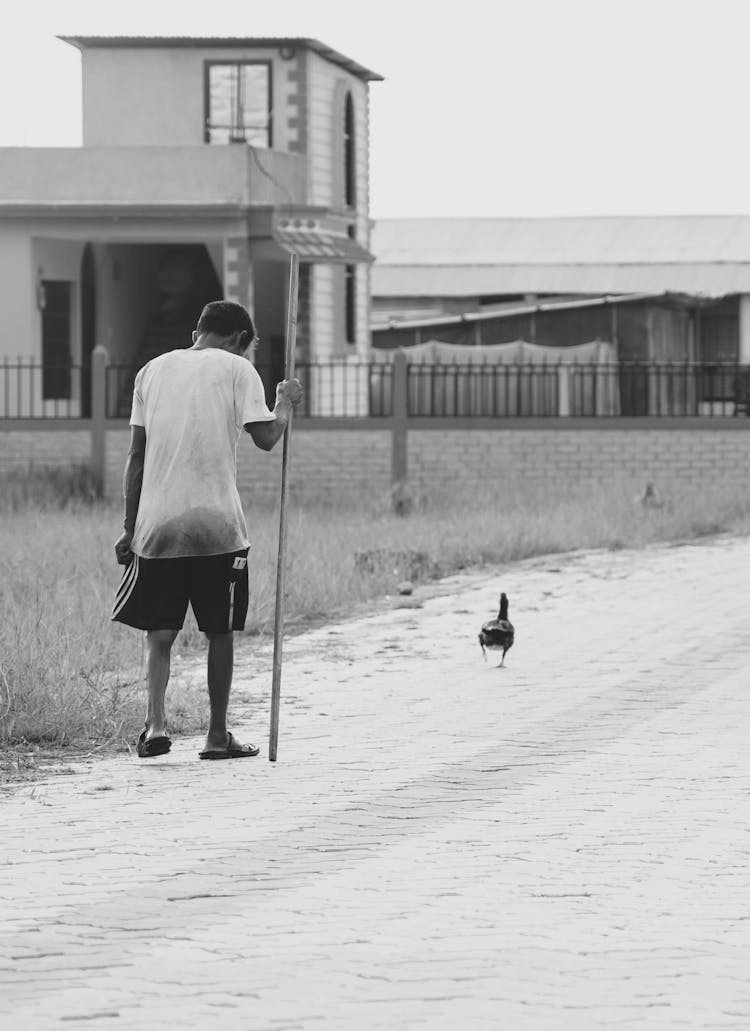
left=345, top=264, right=356, bottom=345
left=205, top=62, right=272, bottom=147
left=41, top=280, right=72, bottom=400
left=344, top=92, right=356, bottom=208
left=699, top=298, right=738, bottom=363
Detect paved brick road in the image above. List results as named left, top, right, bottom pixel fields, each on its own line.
left=2, top=536, right=750, bottom=1030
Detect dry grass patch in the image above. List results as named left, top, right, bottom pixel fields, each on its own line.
left=2, top=467, right=750, bottom=760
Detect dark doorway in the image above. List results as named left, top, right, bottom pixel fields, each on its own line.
left=41, top=281, right=72, bottom=400
left=139, top=245, right=223, bottom=361
left=113, top=244, right=224, bottom=418
left=80, top=245, right=96, bottom=416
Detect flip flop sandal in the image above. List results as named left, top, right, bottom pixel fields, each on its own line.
left=199, top=732, right=260, bottom=760
left=136, top=726, right=172, bottom=758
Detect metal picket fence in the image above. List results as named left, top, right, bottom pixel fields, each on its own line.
left=3, top=353, right=750, bottom=421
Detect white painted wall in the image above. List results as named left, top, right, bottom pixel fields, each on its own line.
left=355, top=263, right=371, bottom=358
left=311, top=264, right=336, bottom=357
left=0, top=237, right=82, bottom=414
left=81, top=46, right=293, bottom=150
left=36, top=240, right=85, bottom=284
left=305, top=55, right=372, bottom=357
left=306, top=53, right=369, bottom=212
left=0, top=232, right=35, bottom=361
left=0, top=238, right=84, bottom=358
left=1, top=147, right=261, bottom=205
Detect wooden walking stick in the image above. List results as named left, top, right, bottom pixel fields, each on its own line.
left=269, top=252, right=299, bottom=762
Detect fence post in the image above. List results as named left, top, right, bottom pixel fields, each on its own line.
left=558, top=364, right=571, bottom=416
left=90, top=345, right=108, bottom=497
left=391, top=349, right=408, bottom=495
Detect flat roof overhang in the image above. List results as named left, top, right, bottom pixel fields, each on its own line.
left=0, top=202, right=375, bottom=263
left=0, top=145, right=308, bottom=210
left=0, top=203, right=248, bottom=220
left=58, top=35, right=384, bottom=82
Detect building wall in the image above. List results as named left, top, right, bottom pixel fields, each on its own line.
left=284, top=48, right=307, bottom=160
left=0, top=238, right=85, bottom=413
left=352, top=75, right=372, bottom=359
left=3, top=41, right=375, bottom=380
left=10, top=241, right=193, bottom=369
left=4, top=423, right=750, bottom=506
left=305, top=53, right=371, bottom=357
left=310, top=265, right=336, bottom=356
left=306, top=53, right=345, bottom=207
left=0, top=232, right=35, bottom=360
left=80, top=46, right=296, bottom=150
left=372, top=299, right=703, bottom=361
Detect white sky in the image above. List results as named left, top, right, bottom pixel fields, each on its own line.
left=3, top=0, right=750, bottom=219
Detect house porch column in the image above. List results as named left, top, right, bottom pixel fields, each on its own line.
left=739, top=294, right=750, bottom=363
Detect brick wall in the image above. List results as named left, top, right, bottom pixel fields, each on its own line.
left=408, top=424, right=750, bottom=492
left=0, top=430, right=90, bottom=469
left=103, top=427, right=392, bottom=504
left=3, top=422, right=750, bottom=502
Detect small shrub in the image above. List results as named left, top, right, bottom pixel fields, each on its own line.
left=0, top=463, right=100, bottom=510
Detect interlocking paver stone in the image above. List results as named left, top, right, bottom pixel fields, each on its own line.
left=2, top=536, right=750, bottom=1029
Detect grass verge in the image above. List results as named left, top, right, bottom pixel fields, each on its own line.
left=2, top=467, right=750, bottom=768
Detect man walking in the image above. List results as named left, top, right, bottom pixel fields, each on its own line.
left=112, top=300, right=302, bottom=760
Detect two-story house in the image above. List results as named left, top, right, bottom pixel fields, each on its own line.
left=0, top=36, right=381, bottom=415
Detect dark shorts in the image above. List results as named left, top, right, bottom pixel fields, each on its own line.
left=111, top=550, right=249, bottom=633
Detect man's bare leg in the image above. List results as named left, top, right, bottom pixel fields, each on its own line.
left=144, top=628, right=179, bottom=740
left=200, top=631, right=258, bottom=757
left=205, top=631, right=234, bottom=750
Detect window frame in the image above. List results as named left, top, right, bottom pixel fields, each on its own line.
left=344, top=264, right=356, bottom=346
left=203, top=59, right=274, bottom=148
left=344, top=91, right=356, bottom=209
left=41, top=279, right=73, bottom=401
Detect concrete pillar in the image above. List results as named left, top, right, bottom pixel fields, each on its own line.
left=391, top=350, right=408, bottom=491
left=90, top=344, right=108, bottom=497
left=223, top=236, right=254, bottom=313
left=558, top=365, right=571, bottom=416
left=739, top=294, right=750, bottom=363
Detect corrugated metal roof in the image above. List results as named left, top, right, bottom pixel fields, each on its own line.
left=58, top=36, right=384, bottom=82
left=372, top=262, right=750, bottom=299
left=372, top=216, right=750, bottom=264
left=372, top=293, right=658, bottom=332
left=371, top=216, right=750, bottom=299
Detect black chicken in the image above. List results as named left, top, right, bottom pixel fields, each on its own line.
left=479, top=592, right=515, bottom=667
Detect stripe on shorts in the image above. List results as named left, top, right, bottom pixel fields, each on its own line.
left=113, top=553, right=138, bottom=606
left=228, top=581, right=236, bottom=630
left=112, top=554, right=140, bottom=618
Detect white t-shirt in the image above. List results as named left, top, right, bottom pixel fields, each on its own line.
left=129, top=348, right=274, bottom=559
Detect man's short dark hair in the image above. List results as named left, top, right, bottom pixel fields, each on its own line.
left=196, top=301, right=255, bottom=339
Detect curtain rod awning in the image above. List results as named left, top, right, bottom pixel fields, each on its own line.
left=272, top=227, right=374, bottom=264
left=251, top=224, right=374, bottom=264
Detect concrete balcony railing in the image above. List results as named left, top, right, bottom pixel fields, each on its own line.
left=0, top=146, right=307, bottom=209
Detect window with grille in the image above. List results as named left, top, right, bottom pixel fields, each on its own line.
left=344, top=92, right=356, bottom=208
left=205, top=62, right=272, bottom=146
left=41, top=281, right=72, bottom=400
left=345, top=265, right=356, bottom=345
